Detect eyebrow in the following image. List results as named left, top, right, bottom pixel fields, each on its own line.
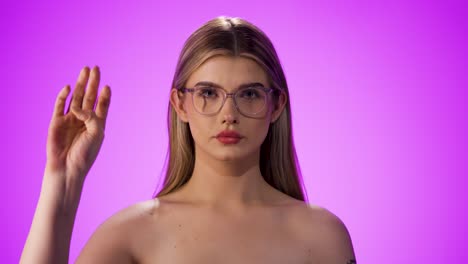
left=193, top=81, right=265, bottom=89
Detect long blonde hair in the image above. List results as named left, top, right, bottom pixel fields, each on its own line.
left=153, top=16, right=308, bottom=202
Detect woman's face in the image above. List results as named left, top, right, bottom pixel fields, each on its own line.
left=171, top=55, right=286, bottom=162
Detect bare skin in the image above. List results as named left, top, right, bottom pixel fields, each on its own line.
left=20, top=66, right=112, bottom=263
left=21, top=59, right=356, bottom=264
left=77, top=195, right=356, bottom=264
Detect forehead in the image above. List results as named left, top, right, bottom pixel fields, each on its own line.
left=186, top=55, right=269, bottom=89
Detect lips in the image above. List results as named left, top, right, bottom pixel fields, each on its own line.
left=216, top=130, right=243, bottom=144
left=216, top=130, right=242, bottom=138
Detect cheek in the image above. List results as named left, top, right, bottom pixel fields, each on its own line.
left=186, top=115, right=214, bottom=143
left=187, top=118, right=204, bottom=140
left=249, top=120, right=271, bottom=144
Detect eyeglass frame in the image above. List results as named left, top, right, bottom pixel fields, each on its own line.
left=177, top=85, right=282, bottom=117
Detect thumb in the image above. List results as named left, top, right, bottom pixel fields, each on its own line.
left=71, top=108, right=103, bottom=135
left=71, top=107, right=91, bottom=122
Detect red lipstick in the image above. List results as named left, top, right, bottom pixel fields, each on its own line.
left=216, top=130, right=242, bottom=144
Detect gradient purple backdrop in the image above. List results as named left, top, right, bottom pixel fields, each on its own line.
left=3, top=0, right=467, bottom=263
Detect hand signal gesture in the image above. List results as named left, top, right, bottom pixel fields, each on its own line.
left=46, top=66, right=111, bottom=183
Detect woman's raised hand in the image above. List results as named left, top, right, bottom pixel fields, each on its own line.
left=45, top=66, right=111, bottom=184
left=20, top=66, right=112, bottom=264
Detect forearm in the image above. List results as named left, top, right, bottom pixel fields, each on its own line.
left=20, top=170, right=84, bottom=264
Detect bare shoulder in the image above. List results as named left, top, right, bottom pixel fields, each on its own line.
left=76, top=199, right=160, bottom=264
left=294, top=203, right=357, bottom=263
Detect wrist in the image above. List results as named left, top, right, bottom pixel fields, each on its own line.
left=40, top=169, right=85, bottom=217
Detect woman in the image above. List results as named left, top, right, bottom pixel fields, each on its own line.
left=21, top=16, right=356, bottom=263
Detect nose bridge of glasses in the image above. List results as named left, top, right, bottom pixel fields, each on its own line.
left=220, top=91, right=239, bottom=112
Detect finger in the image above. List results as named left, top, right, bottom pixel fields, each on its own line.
left=82, top=66, right=100, bottom=111
left=53, top=85, right=71, bottom=118
left=71, top=107, right=103, bottom=136
left=70, top=66, right=90, bottom=111
left=96, top=85, right=111, bottom=128
left=71, top=106, right=90, bottom=121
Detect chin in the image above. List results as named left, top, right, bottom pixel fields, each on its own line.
left=213, top=146, right=262, bottom=163
left=195, top=139, right=261, bottom=162
left=212, top=150, right=249, bottom=162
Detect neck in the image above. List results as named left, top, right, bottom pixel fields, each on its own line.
left=177, top=147, right=272, bottom=209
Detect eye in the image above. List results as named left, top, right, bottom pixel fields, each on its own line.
left=240, top=88, right=261, bottom=99
left=196, top=87, right=218, bottom=98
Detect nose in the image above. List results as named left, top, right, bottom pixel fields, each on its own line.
left=220, top=95, right=239, bottom=124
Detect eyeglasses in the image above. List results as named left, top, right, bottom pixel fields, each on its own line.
left=179, top=85, right=278, bottom=117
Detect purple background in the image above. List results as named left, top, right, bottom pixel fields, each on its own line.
left=3, top=0, right=467, bottom=263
